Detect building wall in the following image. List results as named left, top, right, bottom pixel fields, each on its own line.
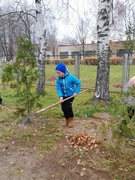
left=110, top=41, right=125, bottom=54
left=57, top=41, right=126, bottom=57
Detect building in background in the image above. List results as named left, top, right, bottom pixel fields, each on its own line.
left=56, top=41, right=130, bottom=59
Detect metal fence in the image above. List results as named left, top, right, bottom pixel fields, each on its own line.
left=0, top=54, right=134, bottom=93
left=45, top=54, right=135, bottom=93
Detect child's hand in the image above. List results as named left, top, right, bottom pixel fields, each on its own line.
left=59, top=97, right=64, bottom=103
left=73, top=93, right=78, bottom=97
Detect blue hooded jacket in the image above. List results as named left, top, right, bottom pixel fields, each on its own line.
left=56, top=70, right=81, bottom=98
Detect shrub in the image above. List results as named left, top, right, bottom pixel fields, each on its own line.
left=45, top=56, right=135, bottom=65
left=82, top=56, right=98, bottom=65
left=110, top=57, right=123, bottom=65
left=132, top=56, right=135, bottom=64
left=45, top=58, right=74, bottom=65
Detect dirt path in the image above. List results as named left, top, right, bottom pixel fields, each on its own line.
left=0, top=114, right=112, bottom=180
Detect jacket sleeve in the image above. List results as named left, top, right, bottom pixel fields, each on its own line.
left=56, top=77, right=63, bottom=98
left=72, top=75, right=81, bottom=94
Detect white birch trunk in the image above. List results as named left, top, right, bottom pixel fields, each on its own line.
left=35, top=0, right=46, bottom=93
left=94, top=0, right=112, bottom=102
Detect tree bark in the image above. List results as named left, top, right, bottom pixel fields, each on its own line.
left=35, top=0, right=46, bottom=93
left=94, top=0, right=112, bottom=102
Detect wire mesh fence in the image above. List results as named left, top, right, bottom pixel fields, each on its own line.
left=45, top=54, right=135, bottom=93
left=0, top=53, right=135, bottom=93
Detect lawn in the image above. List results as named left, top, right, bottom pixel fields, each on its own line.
left=0, top=85, right=135, bottom=179
left=1, top=63, right=134, bottom=92
left=45, top=64, right=135, bottom=92
left=0, top=74, right=135, bottom=180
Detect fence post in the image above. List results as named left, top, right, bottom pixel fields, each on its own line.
left=122, top=54, right=130, bottom=91
left=74, top=55, right=80, bottom=79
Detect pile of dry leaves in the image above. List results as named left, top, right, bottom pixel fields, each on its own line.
left=66, top=133, right=99, bottom=150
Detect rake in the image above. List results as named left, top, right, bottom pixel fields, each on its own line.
left=18, top=89, right=88, bottom=126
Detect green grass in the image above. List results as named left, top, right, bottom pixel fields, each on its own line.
left=1, top=63, right=134, bottom=91
left=0, top=85, right=122, bottom=122
left=45, top=64, right=135, bottom=91
left=0, top=63, right=135, bottom=180
left=0, top=83, right=135, bottom=179
left=0, top=65, right=134, bottom=145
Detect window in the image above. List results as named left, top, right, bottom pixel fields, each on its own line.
left=85, top=51, right=96, bottom=56
left=117, top=49, right=129, bottom=57
left=71, top=51, right=80, bottom=58
left=60, top=52, right=68, bottom=59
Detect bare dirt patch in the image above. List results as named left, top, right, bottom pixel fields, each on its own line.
left=0, top=113, right=134, bottom=180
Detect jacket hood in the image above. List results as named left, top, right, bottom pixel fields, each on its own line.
left=61, top=69, right=69, bottom=78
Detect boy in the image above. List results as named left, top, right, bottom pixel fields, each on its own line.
left=55, top=62, right=81, bottom=127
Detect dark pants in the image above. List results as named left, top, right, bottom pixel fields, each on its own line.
left=127, top=107, right=135, bottom=119
left=61, top=97, right=74, bottom=119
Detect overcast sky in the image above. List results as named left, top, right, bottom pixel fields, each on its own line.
left=0, top=0, right=98, bottom=42
left=1, top=0, right=135, bottom=43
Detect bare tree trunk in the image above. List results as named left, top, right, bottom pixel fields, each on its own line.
left=35, top=0, right=46, bottom=93
left=94, top=0, right=112, bottom=102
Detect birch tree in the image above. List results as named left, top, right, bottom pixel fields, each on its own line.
left=35, top=0, right=46, bottom=93
left=94, top=0, right=112, bottom=102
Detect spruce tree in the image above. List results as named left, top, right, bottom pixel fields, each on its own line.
left=2, top=36, right=42, bottom=121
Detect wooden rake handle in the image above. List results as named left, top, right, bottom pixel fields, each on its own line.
left=36, top=89, right=88, bottom=114
left=18, top=89, right=89, bottom=125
